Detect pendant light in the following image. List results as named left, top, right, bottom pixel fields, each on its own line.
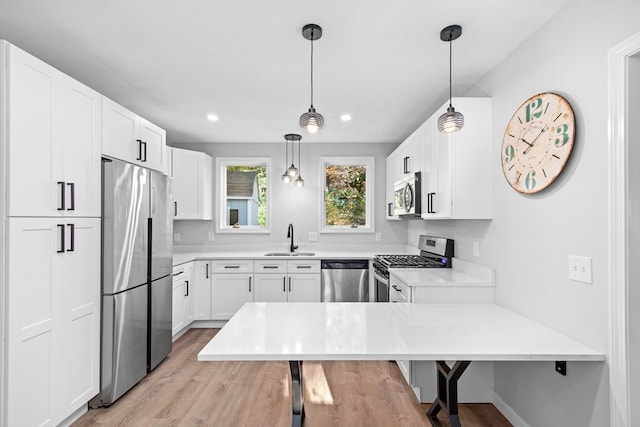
left=284, top=133, right=299, bottom=178
left=299, top=24, right=325, bottom=134
left=294, top=135, right=305, bottom=188
left=281, top=134, right=292, bottom=183
left=437, top=24, right=464, bottom=133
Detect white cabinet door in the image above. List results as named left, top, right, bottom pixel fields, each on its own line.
left=193, top=261, right=212, bottom=320
left=422, top=98, right=493, bottom=219
left=211, top=274, right=254, bottom=320
left=254, top=274, right=287, bottom=302
left=140, top=117, right=167, bottom=173
left=288, top=274, right=321, bottom=302
left=7, top=217, right=100, bottom=426
left=385, top=154, right=399, bottom=220
left=172, top=278, right=187, bottom=336
left=6, top=43, right=101, bottom=217
left=102, top=96, right=168, bottom=174
left=171, top=147, right=213, bottom=220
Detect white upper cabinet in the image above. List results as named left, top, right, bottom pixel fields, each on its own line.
left=170, top=147, right=213, bottom=220
left=102, top=96, right=168, bottom=174
left=422, top=98, right=493, bottom=219
left=4, top=42, right=101, bottom=217
left=385, top=153, right=399, bottom=220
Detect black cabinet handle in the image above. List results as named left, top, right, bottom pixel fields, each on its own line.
left=57, top=181, right=65, bottom=210
left=263, top=265, right=279, bottom=269
left=57, top=224, right=65, bottom=253
left=136, top=139, right=143, bottom=161
left=283, top=277, right=286, bottom=292
left=142, top=141, right=147, bottom=162
left=174, top=201, right=178, bottom=216
left=184, top=280, right=189, bottom=296
left=67, top=183, right=75, bottom=211
left=205, top=263, right=209, bottom=278
left=249, top=276, right=252, bottom=292
left=288, top=277, right=292, bottom=292
left=388, top=202, right=394, bottom=216
left=427, top=192, right=436, bottom=214
left=225, top=265, right=240, bottom=269
left=392, top=285, right=402, bottom=292
left=67, top=223, right=75, bottom=252
left=403, top=156, right=410, bottom=174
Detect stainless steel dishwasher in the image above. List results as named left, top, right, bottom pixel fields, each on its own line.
left=320, top=260, right=369, bottom=302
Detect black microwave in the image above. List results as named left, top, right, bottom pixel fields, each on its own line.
left=393, top=171, right=421, bottom=217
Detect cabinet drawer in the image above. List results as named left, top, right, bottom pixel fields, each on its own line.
left=287, top=260, right=320, bottom=273
left=255, top=260, right=286, bottom=272
left=390, top=278, right=410, bottom=303
left=210, top=260, right=253, bottom=273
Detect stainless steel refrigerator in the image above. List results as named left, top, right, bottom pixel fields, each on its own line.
left=91, top=158, right=173, bottom=407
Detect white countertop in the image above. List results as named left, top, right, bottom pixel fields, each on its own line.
left=198, top=302, right=603, bottom=362
left=389, top=258, right=495, bottom=287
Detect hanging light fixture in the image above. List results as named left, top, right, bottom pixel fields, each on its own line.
left=284, top=133, right=299, bottom=178
left=281, top=134, right=292, bottom=183
left=437, top=24, right=464, bottom=133
left=294, top=135, right=305, bottom=188
left=299, top=24, right=325, bottom=134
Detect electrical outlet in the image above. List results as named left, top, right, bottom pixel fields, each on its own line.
left=568, top=255, right=592, bottom=284
left=208, top=232, right=215, bottom=241
left=472, top=242, right=480, bottom=257
left=173, top=233, right=180, bottom=242
left=375, top=232, right=382, bottom=242
left=308, top=232, right=318, bottom=242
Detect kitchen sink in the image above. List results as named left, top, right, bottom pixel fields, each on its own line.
left=264, top=252, right=315, bottom=256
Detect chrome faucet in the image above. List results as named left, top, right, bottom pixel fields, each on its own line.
left=287, top=223, right=298, bottom=253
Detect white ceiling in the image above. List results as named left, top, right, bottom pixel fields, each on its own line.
left=0, top=0, right=569, bottom=144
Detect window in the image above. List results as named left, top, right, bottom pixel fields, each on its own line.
left=217, top=157, right=270, bottom=233
left=321, top=157, right=374, bottom=233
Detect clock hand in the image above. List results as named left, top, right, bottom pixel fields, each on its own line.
left=523, top=126, right=549, bottom=155
left=519, top=138, right=533, bottom=147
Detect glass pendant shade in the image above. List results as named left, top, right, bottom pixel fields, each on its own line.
left=294, top=175, right=305, bottom=188
left=281, top=172, right=291, bottom=183
left=300, top=106, right=324, bottom=134
left=287, top=164, right=298, bottom=178
left=437, top=105, right=464, bottom=133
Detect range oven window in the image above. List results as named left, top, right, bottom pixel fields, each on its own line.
left=373, top=262, right=389, bottom=302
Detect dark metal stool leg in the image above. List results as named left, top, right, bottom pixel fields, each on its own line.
left=289, top=360, right=305, bottom=427
left=426, top=361, right=471, bottom=427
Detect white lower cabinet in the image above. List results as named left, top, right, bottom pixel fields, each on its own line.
left=6, top=217, right=100, bottom=426
left=254, top=260, right=320, bottom=303
left=172, top=262, right=193, bottom=336
left=210, top=260, right=254, bottom=320
left=193, top=260, right=212, bottom=320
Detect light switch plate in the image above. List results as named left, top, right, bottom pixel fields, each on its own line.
left=173, top=233, right=181, bottom=242
left=568, top=255, right=592, bottom=284
left=472, top=242, right=480, bottom=257
left=375, top=232, right=382, bottom=242
left=308, top=232, right=318, bottom=242
left=208, top=232, right=215, bottom=241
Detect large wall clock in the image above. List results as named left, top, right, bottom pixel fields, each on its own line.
left=501, top=92, right=575, bottom=194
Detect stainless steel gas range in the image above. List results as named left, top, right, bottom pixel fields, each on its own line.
left=373, top=235, right=454, bottom=302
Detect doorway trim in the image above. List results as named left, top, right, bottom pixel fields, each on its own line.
left=608, top=31, right=640, bottom=427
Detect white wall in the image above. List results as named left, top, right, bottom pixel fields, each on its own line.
left=408, top=1, right=640, bottom=426
left=172, top=142, right=408, bottom=250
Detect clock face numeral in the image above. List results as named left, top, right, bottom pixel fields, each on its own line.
left=525, top=170, right=537, bottom=191
left=525, top=98, right=543, bottom=122
left=504, top=145, right=515, bottom=163
left=501, top=93, right=575, bottom=194
left=554, top=124, right=570, bottom=147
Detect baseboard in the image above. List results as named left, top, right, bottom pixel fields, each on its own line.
left=58, top=404, right=88, bottom=427
left=492, top=391, right=530, bottom=427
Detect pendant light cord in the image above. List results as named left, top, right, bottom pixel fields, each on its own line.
left=310, top=29, right=314, bottom=107
left=298, top=138, right=302, bottom=173
left=448, top=32, right=453, bottom=109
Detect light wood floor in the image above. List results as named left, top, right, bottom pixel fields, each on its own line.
left=74, top=328, right=512, bottom=427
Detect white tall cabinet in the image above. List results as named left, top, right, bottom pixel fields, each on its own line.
left=1, top=41, right=101, bottom=426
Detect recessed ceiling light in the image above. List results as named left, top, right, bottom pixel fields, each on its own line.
left=341, top=114, right=352, bottom=122
left=207, top=114, right=219, bottom=121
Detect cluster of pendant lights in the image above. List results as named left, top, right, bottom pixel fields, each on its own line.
left=281, top=133, right=305, bottom=187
